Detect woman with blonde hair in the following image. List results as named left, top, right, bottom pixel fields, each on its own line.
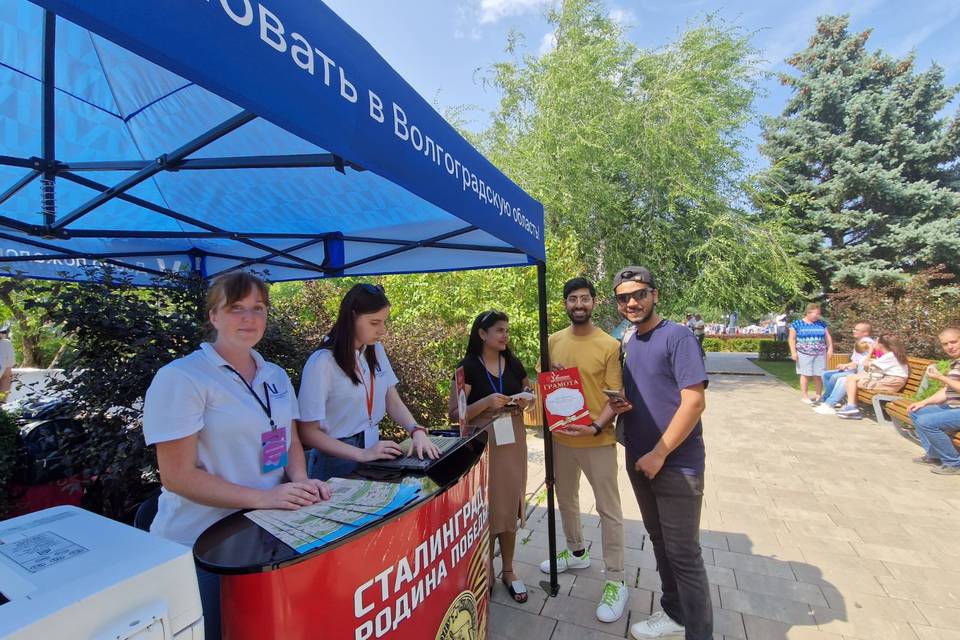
left=788, top=303, right=833, bottom=403
left=143, top=271, right=330, bottom=639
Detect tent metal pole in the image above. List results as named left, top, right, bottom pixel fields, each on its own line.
left=41, top=10, right=56, bottom=227
left=57, top=171, right=329, bottom=273
left=0, top=170, right=41, bottom=206
left=0, top=155, right=36, bottom=169
left=535, top=260, right=560, bottom=597
left=53, top=110, right=257, bottom=230
left=228, top=236, right=332, bottom=272
left=339, top=226, right=480, bottom=270
left=59, top=153, right=364, bottom=172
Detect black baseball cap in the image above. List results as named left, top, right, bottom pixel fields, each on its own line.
left=613, top=266, right=656, bottom=290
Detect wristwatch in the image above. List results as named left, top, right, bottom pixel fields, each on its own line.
left=590, top=421, right=603, bottom=436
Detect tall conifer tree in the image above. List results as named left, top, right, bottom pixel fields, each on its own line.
left=757, top=15, right=960, bottom=288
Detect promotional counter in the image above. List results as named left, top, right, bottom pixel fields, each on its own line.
left=194, top=430, right=490, bottom=640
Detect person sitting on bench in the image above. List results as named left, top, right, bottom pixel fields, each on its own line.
left=908, top=328, right=960, bottom=475
left=836, top=335, right=909, bottom=420
left=814, top=339, right=874, bottom=415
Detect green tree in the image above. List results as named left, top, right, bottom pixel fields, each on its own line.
left=756, top=14, right=960, bottom=289
left=478, top=0, right=811, bottom=317
left=0, top=279, right=62, bottom=368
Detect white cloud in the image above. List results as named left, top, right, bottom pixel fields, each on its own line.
left=454, top=3, right=483, bottom=40
left=539, top=30, right=557, bottom=55
left=477, top=0, right=548, bottom=24
left=609, top=7, right=638, bottom=27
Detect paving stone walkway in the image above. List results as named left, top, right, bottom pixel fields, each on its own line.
left=489, top=353, right=960, bottom=640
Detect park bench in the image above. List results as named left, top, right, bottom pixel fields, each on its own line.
left=882, top=396, right=960, bottom=450
left=829, top=354, right=932, bottom=428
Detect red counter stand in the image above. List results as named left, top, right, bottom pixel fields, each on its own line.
left=194, top=432, right=490, bottom=640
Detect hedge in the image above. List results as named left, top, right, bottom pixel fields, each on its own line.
left=758, top=341, right=792, bottom=361
left=702, top=337, right=775, bottom=353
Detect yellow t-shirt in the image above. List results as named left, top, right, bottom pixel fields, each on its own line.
left=547, top=325, right=623, bottom=448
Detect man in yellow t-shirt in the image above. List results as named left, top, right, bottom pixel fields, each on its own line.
left=539, top=278, right=627, bottom=623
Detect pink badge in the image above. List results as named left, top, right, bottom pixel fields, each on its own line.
left=261, top=428, right=288, bottom=473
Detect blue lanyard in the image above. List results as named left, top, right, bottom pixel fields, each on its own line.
left=479, top=356, right=503, bottom=394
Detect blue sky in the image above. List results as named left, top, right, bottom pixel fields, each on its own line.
left=325, top=0, right=960, bottom=172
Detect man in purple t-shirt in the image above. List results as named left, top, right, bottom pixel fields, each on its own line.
left=607, top=266, right=712, bottom=640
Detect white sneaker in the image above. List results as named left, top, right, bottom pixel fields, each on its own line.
left=596, top=580, right=628, bottom=622
left=630, top=611, right=685, bottom=638
left=800, top=397, right=815, bottom=405
left=539, top=548, right=590, bottom=574
left=814, top=404, right=836, bottom=415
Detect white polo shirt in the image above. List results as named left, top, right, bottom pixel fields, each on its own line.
left=298, top=342, right=399, bottom=448
left=143, top=342, right=299, bottom=546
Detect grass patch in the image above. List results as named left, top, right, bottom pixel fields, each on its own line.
left=750, top=359, right=801, bottom=390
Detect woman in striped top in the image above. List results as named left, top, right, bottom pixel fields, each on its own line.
left=788, top=303, right=833, bottom=404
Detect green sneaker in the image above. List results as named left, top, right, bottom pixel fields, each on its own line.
left=596, top=580, right=628, bottom=622
left=539, top=548, right=590, bottom=573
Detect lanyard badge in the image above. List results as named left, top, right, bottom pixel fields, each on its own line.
left=479, top=356, right=504, bottom=395
left=225, top=365, right=288, bottom=473
left=358, top=355, right=376, bottom=428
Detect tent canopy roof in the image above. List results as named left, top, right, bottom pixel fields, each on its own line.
left=0, top=1, right=545, bottom=283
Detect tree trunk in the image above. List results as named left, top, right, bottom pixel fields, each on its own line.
left=48, top=341, right=69, bottom=369
left=0, top=282, right=43, bottom=368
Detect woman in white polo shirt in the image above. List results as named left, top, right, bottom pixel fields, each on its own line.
left=143, top=272, right=330, bottom=640
left=298, top=283, right=440, bottom=480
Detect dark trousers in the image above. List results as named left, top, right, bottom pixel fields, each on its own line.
left=196, top=564, right=221, bottom=640
left=626, top=457, right=713, bottom=640
left=307, top=431, right=364, bottom=480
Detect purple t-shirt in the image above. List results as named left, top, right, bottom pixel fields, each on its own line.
left=621, top=320, right=709, bottom=475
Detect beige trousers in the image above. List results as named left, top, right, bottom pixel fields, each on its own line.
left=553, top=443, right=625, bottom=581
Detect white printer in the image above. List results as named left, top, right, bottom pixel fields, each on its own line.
left=0, top=506, right=203, bottom=639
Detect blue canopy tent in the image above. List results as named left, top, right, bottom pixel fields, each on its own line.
left=0, top=0, right=563, bottom=593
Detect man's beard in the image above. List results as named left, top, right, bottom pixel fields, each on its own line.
left=567, top=309, right=592, bottom=325
left=629, top=307, right=655, bottom=326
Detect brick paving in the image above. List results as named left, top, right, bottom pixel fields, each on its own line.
left=489, top=353, right=960, bottom=640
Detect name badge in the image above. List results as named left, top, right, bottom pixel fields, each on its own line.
left=261, top=428, right=288, bottom=473
left=492, top=415, right=515, bottom=446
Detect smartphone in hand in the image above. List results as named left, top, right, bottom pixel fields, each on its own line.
left=603, top=389, right=627, bottom=403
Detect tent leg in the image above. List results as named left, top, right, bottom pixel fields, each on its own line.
left=535, top=261, right=560, bottom=597
left=41, top=9, right=56, bottom=227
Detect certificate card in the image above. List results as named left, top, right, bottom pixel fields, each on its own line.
left=537, top=367, right=592, bottom=432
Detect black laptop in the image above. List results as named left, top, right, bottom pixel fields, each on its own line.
left=363, top=434, right=468, bottom=472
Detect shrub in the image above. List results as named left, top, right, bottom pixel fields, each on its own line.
left=0, top=408, right=19, bottom=518
left=913, top=360, right=951, bottom=402
left=827, top=267, right=960, bottom=359
left=380, top=320, right=466, bottom=440
left=759, top=341, right=792, bottom=361
left=23, top=269, right=473, bottom=522
left=702, top=337, right=774, bottom=353
left=23, top=268, right=330, bottom=520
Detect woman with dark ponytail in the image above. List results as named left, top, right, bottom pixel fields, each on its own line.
left=448, top=309, right=532, bottom=603
left=298, top=283, right=440, bottom=480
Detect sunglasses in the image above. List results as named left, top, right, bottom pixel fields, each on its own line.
left=359, top=283, right=385, bottom=294
left=615, top=289, right=653, bottom=304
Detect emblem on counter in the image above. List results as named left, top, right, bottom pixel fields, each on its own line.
left=436, top=590, right=478, bottom=640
